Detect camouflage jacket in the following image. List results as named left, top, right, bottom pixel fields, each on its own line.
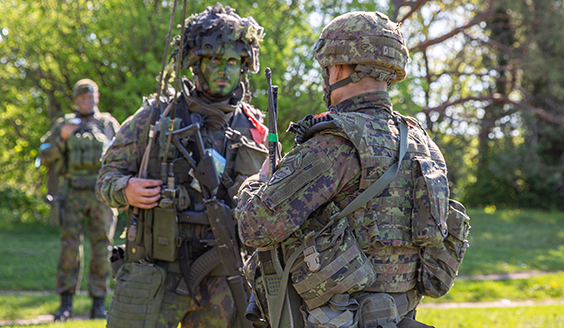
left=236, top=91, right=471, bottom=301
left=40, top=108, right=120, bottom=188
left=96, top=84, right=268, bottom=210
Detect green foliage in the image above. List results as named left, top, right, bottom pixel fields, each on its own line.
left=1, top=0, right=564, bottom=211
left=463, top=143, right=562, bottom=209
left=459, top=209, right=564, bottom=275
left=0, top=187, right=50, bottom=224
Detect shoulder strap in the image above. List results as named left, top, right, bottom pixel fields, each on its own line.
left=336, top=116, right=408, bottom=219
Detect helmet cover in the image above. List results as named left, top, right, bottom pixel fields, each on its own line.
left=72, top=79, right=98, bottom=98
left=173, top=3, right=264, bottom=74
left=314, top=11, right=409, bottom=84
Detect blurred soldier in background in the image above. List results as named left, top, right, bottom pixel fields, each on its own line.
left=236, top=11, right=470, bottom=328
left=96, top=3, right=267, bottom=328
left=38, top=78, right=120, bottom=321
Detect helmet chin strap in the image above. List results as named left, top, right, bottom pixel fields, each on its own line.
left=322, top=65, right=397, bottom=108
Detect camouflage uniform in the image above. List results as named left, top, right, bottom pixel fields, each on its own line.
left=39, top=83, right=119, bottom=302
left=96, top=4, right=266, bottom=328
left=236, top=11, right=469, bottom=328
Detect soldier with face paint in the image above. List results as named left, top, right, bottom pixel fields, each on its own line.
left=96, top=3, right=267, bottom=328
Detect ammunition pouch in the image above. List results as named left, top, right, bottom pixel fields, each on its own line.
left=416, top=200, right=470, bottom=298
left=67, top=129, right=107, bottom=172
left=411, top=157, right=449, bottom=247
left=107, top=262, right=166, bottom=328
left=152, top=206, right=179, bottom=262
left=282, top=203, right=377, bottom=311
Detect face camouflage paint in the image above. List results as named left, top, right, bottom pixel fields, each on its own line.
left=200, top=56, right=242, bottom=97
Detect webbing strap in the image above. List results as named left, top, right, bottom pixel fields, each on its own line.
left=336, top=117, right=408, bottom=220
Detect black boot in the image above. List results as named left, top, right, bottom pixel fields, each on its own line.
left=54, top=291, right=73, bottom=321
left=90, top=297, right=107, bottom=319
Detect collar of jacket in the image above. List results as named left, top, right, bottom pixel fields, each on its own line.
left=333, top=91, right=393, bottom=116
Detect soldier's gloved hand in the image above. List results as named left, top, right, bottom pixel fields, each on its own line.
left=125, top=177, right=162, bottom=209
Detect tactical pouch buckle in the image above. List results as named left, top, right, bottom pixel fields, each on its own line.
left=303, top=231, right=321, bottom=272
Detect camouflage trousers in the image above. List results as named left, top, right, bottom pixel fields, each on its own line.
left=157, top=271, right=239, bottom=328
left=57, top=188, right=117, bottom=298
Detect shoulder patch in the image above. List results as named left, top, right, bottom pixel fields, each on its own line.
left=269, top=151, right=304, bottom=185
left=263, top=145, right=331, bottom=208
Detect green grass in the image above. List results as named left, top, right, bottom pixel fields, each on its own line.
left=0, top=217, right=127, bottom=291
left=422, top=272, right=564, bottom=303
left=5, top=320, right=106, bottom=328
left=0, top=292, right=108, bottom=321
left=417, top=305, right=564, bottom=327
left=1, top=208, right=563, bottom=325
left=459, top=208, right=564, bottom=275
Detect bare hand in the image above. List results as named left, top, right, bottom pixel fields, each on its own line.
left=259, top=157, right=271, bottom=176
left=260, top=142, right=282, bottom=176
left=61, top=124, right=79, bottom=140
left=125, top=177, right=162, bottom=209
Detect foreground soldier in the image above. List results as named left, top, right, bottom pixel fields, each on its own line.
left=38, top=79, right=119, bottom=321
left=96, top=4, right=267, bottom=328
left=236, top=11, right=470, bottom=328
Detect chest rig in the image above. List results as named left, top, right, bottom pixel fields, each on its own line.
left=293, top=108, right=449, bottom=294
left=65, top=113, right=113, bottom=188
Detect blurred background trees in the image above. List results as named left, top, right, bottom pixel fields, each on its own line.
left=1, top=0, right=563, bottom=223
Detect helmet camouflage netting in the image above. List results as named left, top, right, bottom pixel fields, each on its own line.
left=173, top=3, right=264, bottom=74
left=314, top=11, right=409, bottom=84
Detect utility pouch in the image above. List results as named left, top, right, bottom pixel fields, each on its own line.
left=282, top=203, right=377, bottom=311
left=416, top=199, right=470, bottom=298
left=354, top=293, right=400, bottom=328
left=302, top=294, right=359, bottom=328
left=126, top=210, right=146, bottom=263
left=411, top=157, right=449, bottom=247
left=107, top=262, right=166, bottom=328
left=152, top=206, right=179, bottom=262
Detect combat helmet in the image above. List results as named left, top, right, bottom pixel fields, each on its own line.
left=313, top=11, right=410, bottom=107
left=173, top=3, right=264, bottom=75
left=72, top=79, right=98, bottom=98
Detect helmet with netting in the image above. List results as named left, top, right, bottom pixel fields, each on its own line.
left=72, top=79, right=98, bottom=98
left=172, top=3, right=264, bottom=74
left=314, top=11, right=409, bottom=85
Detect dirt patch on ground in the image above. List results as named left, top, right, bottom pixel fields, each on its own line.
left=457, top=270, right=559, bottom=281
left=0, top=315, right=89, bottom=326
left=420, top=299, right=564, bottom=308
